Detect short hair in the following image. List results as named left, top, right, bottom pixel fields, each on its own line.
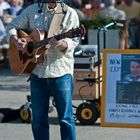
left=130, top=60, right=140, bottom=64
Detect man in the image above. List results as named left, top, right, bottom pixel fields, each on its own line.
left=119, top=15, right=140, bottom=49
left=128, top=15, right=140, bottom=49
left=6, top=0, right=80, bottom=140
left=123, top=60, right=140, bottom=81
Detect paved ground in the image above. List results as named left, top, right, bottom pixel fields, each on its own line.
left=0, top=68, right=140, bottom=140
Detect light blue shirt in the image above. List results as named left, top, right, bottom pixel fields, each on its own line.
left=6, top=3, right=80, bottom=78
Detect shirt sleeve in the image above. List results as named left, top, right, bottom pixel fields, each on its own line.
left=61, top=7, right=80, bottom=52
left=6, top=7, right=30, bottom=42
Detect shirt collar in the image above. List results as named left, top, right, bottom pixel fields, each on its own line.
left=44, top=3, right=59, bottom=14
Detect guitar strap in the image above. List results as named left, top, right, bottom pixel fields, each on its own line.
left=47, top=3, right=68, bottom=38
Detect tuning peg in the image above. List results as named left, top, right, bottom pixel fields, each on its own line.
left=82, top=36, right=85, bottom=40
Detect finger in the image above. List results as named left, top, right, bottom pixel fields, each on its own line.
left=16, top=39, right=27, bottom=50
left=21, top=38, right=27, bottom=43
left=50, top=37, right=57, bottom=43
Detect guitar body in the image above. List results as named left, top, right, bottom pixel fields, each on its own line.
left=8, top=29, right=46, bottom=74
left=8, top=25, right=86, bottom=75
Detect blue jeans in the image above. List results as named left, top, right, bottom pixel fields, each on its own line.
left=30, top=74, right=76, bottom=140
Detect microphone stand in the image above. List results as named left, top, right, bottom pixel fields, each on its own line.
left=97, top=21, right=116, bottom=99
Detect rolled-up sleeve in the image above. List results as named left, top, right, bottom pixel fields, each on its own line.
left=61, top=7, right=80, bottom=52
left=6, top=7, right=29, bottom=42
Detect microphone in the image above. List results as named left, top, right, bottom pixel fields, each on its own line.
left=99, top=21, right=124, bottom=30
left=104, top=21, right=116, bottom=28
left=115, top=22, right=124, bottom=27
left=108, top=21, right=124, bottom=27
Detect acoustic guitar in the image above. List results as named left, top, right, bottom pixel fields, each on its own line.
left=8, top=25, right=85, bottom=75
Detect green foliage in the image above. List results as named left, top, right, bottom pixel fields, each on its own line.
left=80, top=19, right=126, bottom=30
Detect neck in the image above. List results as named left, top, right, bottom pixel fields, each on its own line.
left=48, top=3, right=57, bottom=9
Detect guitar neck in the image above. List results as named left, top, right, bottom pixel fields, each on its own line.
left=34, top=32, right=66, bottom=48
left=31, top=25, right=85, bottom=49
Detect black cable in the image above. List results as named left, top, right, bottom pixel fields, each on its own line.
left=38, top=0, right=44, bottom=13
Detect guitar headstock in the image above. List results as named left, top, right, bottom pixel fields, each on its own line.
left=66, top=25, right=86, bottom=39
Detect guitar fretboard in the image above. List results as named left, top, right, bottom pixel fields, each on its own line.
left=34, top=32, right=67, bottom=48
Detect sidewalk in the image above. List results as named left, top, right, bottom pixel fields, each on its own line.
left=0, top=68, right=140, bottom=140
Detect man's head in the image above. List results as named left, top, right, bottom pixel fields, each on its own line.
left=130, top=60, right=140, bottom=77
left=39, top=0, right=61, bottom=6
left=46, top=0, right=60, bottom=9
left=38, top=0, right=61, bottom=12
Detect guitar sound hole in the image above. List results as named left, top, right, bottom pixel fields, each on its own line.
left=27, top=42, right=34, bottom=54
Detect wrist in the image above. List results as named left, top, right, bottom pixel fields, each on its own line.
left=10, top=35, right=18, bottom=44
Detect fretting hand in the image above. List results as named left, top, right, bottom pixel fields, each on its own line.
left=48, top=37, right=68, bottom=52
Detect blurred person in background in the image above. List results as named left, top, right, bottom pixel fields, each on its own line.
left=117, top=0, right=140, bottom=20
left=0, top=0, right=10, bottom=16
left=119, top=15, right=140, bottom=49
left=1, top=0, right=22, bottom=25
left=17, top=0, right=37, bottom=15
left=0, top=18, right=6, bottom=41
left=0, top=18, right=6, bottom=62
left=8, top=0, right=22, bottom=16
left=82, top=0, right=103, bottom=18
left=96, top=0, right=126, bottom=20
left=64, top=0, right=89, bottom=20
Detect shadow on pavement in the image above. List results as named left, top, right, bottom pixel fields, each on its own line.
left=0, top=84, right=29, bottom=92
